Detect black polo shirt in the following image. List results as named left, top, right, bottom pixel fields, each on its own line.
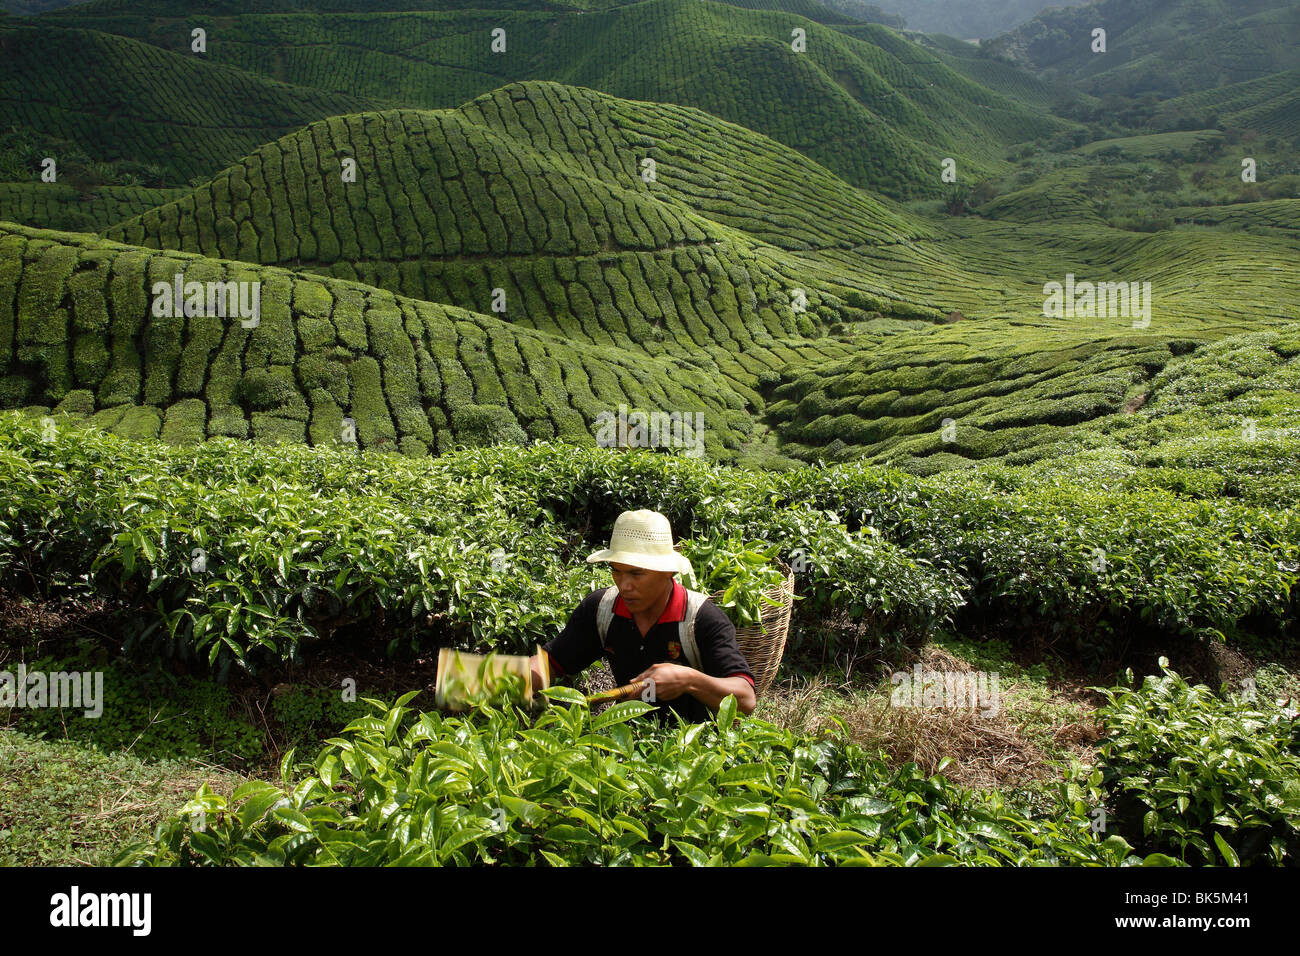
left=543, top=580, right=755, bottom=724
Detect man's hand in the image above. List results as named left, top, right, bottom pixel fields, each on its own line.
left=630, top=663, right=756, bottom=715
left=630, top=662, right=695, bottom=702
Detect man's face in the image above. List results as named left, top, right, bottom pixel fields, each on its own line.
left=610, top=563, right=673, bottom=613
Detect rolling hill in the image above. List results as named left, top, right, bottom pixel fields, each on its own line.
left=102, top=78, right=1300, bottom=328
left=3, top=6, right=1298, bottom=475
left=36, top=0, right=1066, bottom=197
left=103, top=81, right=935, bottom=346
left=866, top=0, right=1071, bottom=39
left=0, top=21, right=383, bottom=184
left=0, top=182, right=187, bottom=233
left=0, top=0, right=88, bottom=12
left=1154, top=69, right=1300, bottom=142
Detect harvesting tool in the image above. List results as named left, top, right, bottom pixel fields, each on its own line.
left=434, top=647, right=649, bottom=711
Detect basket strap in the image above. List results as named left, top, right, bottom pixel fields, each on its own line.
left=678, top=589, right=708, bottom=670
left=596, top=586, right=618, bottom=646
left=601, top=585, right=708, bottom=671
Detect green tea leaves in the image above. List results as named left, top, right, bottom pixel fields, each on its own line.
left=716, top=693, right=737, bottom=732
left=118, top=689, right=1159, bottom=867
left=591, top=700, right=656, bottom=730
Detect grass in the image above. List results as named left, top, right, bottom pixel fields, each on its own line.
left=0, top=726, right=245, bottom=866
left=758, top=638, right=1100, bottom=792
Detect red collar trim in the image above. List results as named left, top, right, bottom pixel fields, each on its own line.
left=613, top=579, right=686, bottom=624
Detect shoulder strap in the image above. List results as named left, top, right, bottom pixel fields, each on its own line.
left=596, top=586, right=619, bottom=644
left=678, top=589, right=709, bottom=670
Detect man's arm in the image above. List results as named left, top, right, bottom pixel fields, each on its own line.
left=684, top=668, right=756, bottom=715
left=682, top=599, right=758, bottom=715
left=531, top=592, right=604, bottom=693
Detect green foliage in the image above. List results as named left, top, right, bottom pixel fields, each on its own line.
left=2, top=383, right=1296, bottom=673
left=452, top=403, right=527, bottom=449
left=0, top=20, right=382, bottom=188
left=1094, top=660, right=1300, bottom=866
left=679, top=534, right=788, bottom=630
left=237, top=367, right=299, bottom=411
left=0, top=183, right=186, bottom=233
left=985, top=0, right=1300, bottom=99
left=269, top=686, right=368, bottom=751
left=0, top=220, right=780, bottom=462
left=115, top=691, right=1146, bottom=867
left=7, top=652, right=264, bottom=765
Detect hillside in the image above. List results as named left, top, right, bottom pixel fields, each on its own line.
left=9, top=76, right=1299, bottom=470
left=983, top=0, right=1300, bottom=97
left=0, top=182, right=187, bottom=233
left=0, top=21, right=382, bottom=185
left=102, top=81, right=1300, bottom=322
left=103, top=82, right=935, bottom=339
left=764, top=332, right=1191, bottom=464
left=0, top=220, right=805, bottom=463
left=810, top=0, right=904, bottom=28
left=761, top=317, right=1300, bottom=511
left=37, top=0, right=1066, bottom=198
left=0, top=0, right=87, bottom=12
left=1154, top=69, right=1300, bottom=141
left=915, top=31, right=1087, bottom=111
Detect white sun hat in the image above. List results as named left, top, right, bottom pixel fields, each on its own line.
left=586, top=509, right=694, bottom=576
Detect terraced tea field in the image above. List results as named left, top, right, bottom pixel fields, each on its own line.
left=37, top=0, right=1065, bottom=197
left=5, top=79, right=1298, bottom=467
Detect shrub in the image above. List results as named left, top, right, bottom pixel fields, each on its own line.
left=0, top=375, right=31, bottom=407
left=114, top=405, right=161, bottom=440
left=453, top=403, right=528, bottom=448
left=53, top=390, right=95, bottom=417
left=1095, top=660, right=1300, bottom=866
left=115, top=692, right=1144, bottom=867
left=238, top=368, right=298, bottom=411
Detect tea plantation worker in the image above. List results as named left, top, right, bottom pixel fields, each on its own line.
left=530, top=509, right=757, bottom=722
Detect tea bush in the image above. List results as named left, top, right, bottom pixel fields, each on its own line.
left=678, top=535, right=789, bottom=630
left=3, top=412, right=1297, bottom=674
left=1095, top=661, right=1300, bottom=865
left=0, top=414, right=955, bottom=670
left=116, top=691, right=1154, bottom=867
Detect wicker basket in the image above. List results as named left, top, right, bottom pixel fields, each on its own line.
left=707, top=560, right=795, bottom=696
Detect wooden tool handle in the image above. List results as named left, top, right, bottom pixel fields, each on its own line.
left=585, top=680, right=647, bottom=705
